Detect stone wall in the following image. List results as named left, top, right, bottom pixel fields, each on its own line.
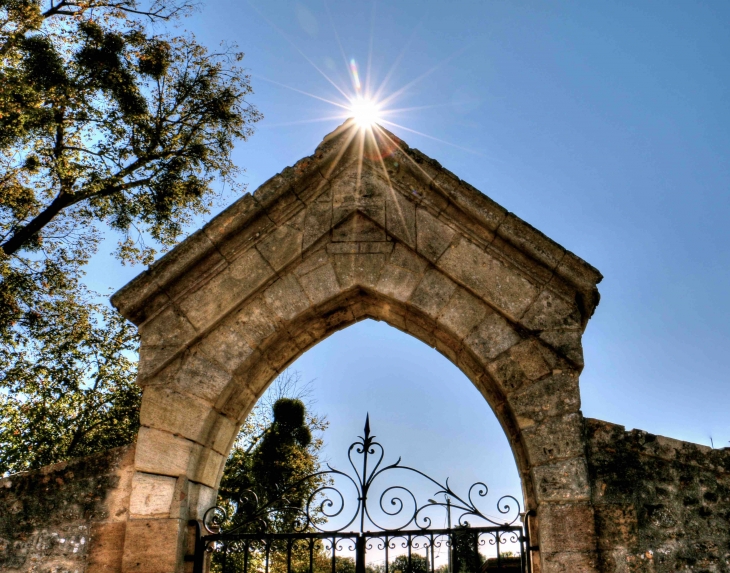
left=0, top=444, right=135, bottom=573
left=586, top=418, right=730, bottom=572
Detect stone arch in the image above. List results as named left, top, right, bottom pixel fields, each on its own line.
left=112, top=121, right=602, bottom=572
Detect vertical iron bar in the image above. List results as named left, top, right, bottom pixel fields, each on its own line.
left=430, top=535, right=435, bottom=573
left=222, top=541, right=229, bottom=573
left=356, top=535, right=366, bottom=573
left=384, top=535, right=389, bottom=573
left=244, top=540, right=250, bottom=573
left=407, top=534, right=412, bottom=570
left=287, top=538, right=294, bottom=573
left=265, top=538, right=271, bottom=573
left=496, top=532, right=501, bottom=570
left=331, top=537, right=337, bottom=573
left=309, top=538, right=315, bottom=573
left=524, top=512, right=533, bottom=573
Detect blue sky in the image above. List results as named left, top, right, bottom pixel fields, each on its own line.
left=92, top=1, right=730, bottom=506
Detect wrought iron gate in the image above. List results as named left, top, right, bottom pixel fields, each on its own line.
left=191, top=416, right=534, bottom=573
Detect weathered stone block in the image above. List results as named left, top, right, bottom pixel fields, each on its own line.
left=151, top=347, right=233, bottom=403
left=388, top=242, right=428, bottom=274
left=135, top=427, right=198, bottom=477
left=256, top=223, right=303, bottom=271
left=521, top=288, right=581, bottom=331
left=139, top=386, right=213, bottom=443
left=263, top=275, right=311, bottom=321
left=215, top=212, right=274, bottom=262
left=207, top=413, right=238, bottom=456
left=303, top=199, right=333, bottom=250
left=437, top=236, right=539, bottom=320
left=409, top=268, right=457, bottom=318
left=464, top=311, right=522, bottom=363
left=486, top=339, right=551, bottom=394
left=359, top=241, right=394, bottom=254
left=262, top=333, right=301, bottom=372
left=202, top=193, right=260, bottom=249
left=539, top=503, right=597, bottom=553
left=187, top=483, right=218, bottom=521
left=192, top=447, right=226, bottom=488
left=87, top=521, right=126, bottom=573
left=331, top=253, right=387, bottom=289
left=539, top=329, right=584, bottom=367
left=327, top=241, right=359, bottom=254
left=385, top=188, right=416, bottom=248
left=298, top=261, right=341, bottom=305
left=129, top=473, right=177, bottom=518
left=377, top=264, right=422, bottom=302
left=333, top=212, right=386, bottom=242
left=498, top=214, right=566, bottom=271
left=216, top=357, right=274, bottom=420
left=521, top=413, right=585, bottom=465
left=156, top=232, right=224, bottom=302
left=540, top=550, right=598, bottom=573
left=533, top=457, right=591, bottom=502
left=196, top=319, right=256, bottom=375
left=178, top=247, right=274, bottom=330
left=416, top=208, right=455, bottom=263
left=509, top=370, right=581, bottom=427
left=139, top=304, right=197, bottom=350
left=229, top=296, right=279, bottom=348
left=294, top=248, right=329, bottom=276
left=122, top=518, right=185, bottom=573
left=438, top=287, right=487, bottom=339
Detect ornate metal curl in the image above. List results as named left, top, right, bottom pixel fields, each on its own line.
left=206, top=415, right=522, bottom=535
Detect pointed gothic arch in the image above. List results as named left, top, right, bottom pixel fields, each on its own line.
left=112, top=121, right=602, bottom=572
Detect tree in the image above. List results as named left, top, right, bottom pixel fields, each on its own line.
left=217, top=371, right=328, bottom=532
left=0, top=0, right=261, bottom=469
left=0, top=301, right=139, bottom=474
left=213, top=371, right=328, bottom=573
left=391, top=554, right=429, bottom=573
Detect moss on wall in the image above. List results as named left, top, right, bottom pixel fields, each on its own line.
left=586, top=418, right=730, bottom=572
left=0, top=444, right=134, bottom=572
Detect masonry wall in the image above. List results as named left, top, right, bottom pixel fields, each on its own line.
left=586, top=418, right=730, bottom=573
left=0, top=444, right=135, bottom=573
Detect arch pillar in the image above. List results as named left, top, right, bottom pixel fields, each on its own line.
left=112, top=120, right=603, bottom=572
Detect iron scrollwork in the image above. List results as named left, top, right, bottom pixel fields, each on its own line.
left=203, top=414, right=522, bottom=536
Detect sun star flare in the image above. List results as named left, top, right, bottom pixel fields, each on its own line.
left=349, top=97, right=381, bottom=128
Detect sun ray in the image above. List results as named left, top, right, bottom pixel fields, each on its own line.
left=373, top=124, right=448, bottom=186
left=320, top=123, right=361, bottom=181
left=365, top=1, right=377, bottom=95
left=379, top=119, right=491, bottom=158
left=371, top=18, right=426, bottom=104
left=366, top=128, right=417, bottom=247
left=378, top=45, right=471, bottom=109
left=254, top=75, right=351, bottom=110
left=385, top=101, right=479, bottom=114
left=248, top=1, right=352, bottom=101
left=261, top=116, right=347, bottom=129
left=324, top=0, right=355, bottom=87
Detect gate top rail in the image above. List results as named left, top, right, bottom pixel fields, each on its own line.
left=203, top=415, right=523, bottom=537
left=202, top=524, right=525, bottom=542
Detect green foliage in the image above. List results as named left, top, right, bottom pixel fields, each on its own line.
left=390, top=554, right=429, bottom=573
left=0, top=300, right=140, bottom=474
left=213, top=372, right=329, bottom=573
left=218, top=390, right=327, bottom=532
left=0, top=0, right=261, bottom=470
left=450, top=527, right=484, bottom=573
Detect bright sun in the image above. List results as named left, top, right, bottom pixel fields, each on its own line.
left=349, top=97, right=381, bottom=128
